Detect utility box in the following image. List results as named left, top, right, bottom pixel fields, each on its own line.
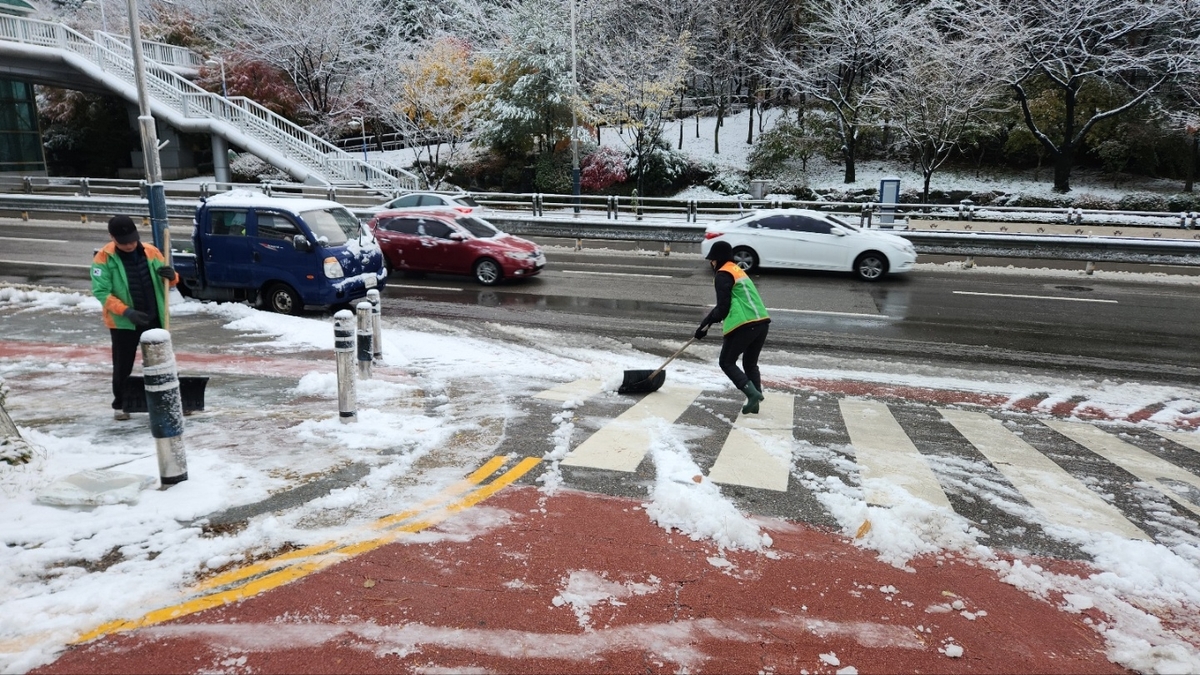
left=749, top=179, right=771, bottom=200
left=879, top=177, right=901, bottom=226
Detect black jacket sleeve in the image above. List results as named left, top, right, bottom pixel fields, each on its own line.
left=699, top=269, right=734, bottom=328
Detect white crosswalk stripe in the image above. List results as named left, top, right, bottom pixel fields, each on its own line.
left=1044, top=420, right=1200, bottom=520
left=707, top=394, right=794, bottom=492
left=940, top=409, right=1148, bottom=540
left=533, top=380, right=1200, bottom=546
left=533, top=378, right=604, bottom=402
left=1157, top=430, right=1200, bottom=455
left=559, top=386, right=703, bottom=472
left=839, top=398, right=952, bottom=508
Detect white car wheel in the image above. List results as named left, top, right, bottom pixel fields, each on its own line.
left=853, top=252, right=888, bottom=281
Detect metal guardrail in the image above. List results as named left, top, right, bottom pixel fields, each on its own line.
left=4, top=192, right=1200, bottom=267
left=5, top=176, right=1199, bottom=231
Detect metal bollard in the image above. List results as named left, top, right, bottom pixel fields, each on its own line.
left=367, top=289, right=382, bottom=360
left=139, top=330, right=187, bottom=485
left=334, top=310, right=357, bottom=423
left=1085, top=261, right=1095, bottom=275
left=356, top=302, right=373, bottom=379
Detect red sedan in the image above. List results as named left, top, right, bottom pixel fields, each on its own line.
left=366, top=208, right=546, bottom=285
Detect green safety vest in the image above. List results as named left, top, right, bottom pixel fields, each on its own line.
left=719, top=262, right=769, bottom=334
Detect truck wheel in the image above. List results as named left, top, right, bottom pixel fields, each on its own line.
left=264, top=283, right=302, bottom=315
left=473, top=258, right=502, bottom=285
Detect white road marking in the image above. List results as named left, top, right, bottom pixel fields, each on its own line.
left=560, top=386, right=702, bottom=472
left=1156, top=430, right=1200, bottom=455
left=388, top=284, right=462, bottom=292
left=533, top=378, right=605, bottom=402
left=0, top=236, right=69, bottom=244
left=769, top=307, right=895, bottom=320
left=0, top=259, right=87, bottom=268
left=707, top=393, right=793, bottom=492
left=952, top=290, right=1117, bottom=304
left=839, top=399, right=951, bottom=508
left=561, top=270, right=673, bottom=279
left=940, top=409, right=1147, bottom=540
left=1045, top=420, right=1200, bottom=519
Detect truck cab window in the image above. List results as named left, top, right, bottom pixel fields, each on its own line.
left=256, top=213, right=300, bottom=240
left=210, top=210, right=248, bottom=236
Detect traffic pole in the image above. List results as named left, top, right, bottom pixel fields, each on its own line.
left=334, top=310, right=357, bottom=423
left=367, top=289, right=382, bottom=360
left=140, top=329, right=187, bottom=484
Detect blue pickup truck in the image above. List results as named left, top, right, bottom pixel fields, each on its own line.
left=173, top=190, right=387, bottom=314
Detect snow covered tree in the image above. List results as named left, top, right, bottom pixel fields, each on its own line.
left=367, top=37, right=490, bottom=189
left=940, top=0, right=1200, bottom=193
left=473, top=0, right=576, bottom=157
left=588, top=30, right=693, bottom=195
left=869, top=10, right=1008, bottom=203
left=763, top=0, right=910, bottom=184
left=212, top=0, right=391, bottom=131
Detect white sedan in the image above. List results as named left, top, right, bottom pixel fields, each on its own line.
left=699, top=209, right=917, bottom=281
left=365, top=191, right=483, bottom=215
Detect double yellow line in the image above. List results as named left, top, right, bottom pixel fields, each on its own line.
left=76, top=455, right=540, bottom=643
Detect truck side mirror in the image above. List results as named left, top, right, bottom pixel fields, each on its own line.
left=293, top=234, right=312, bottom=252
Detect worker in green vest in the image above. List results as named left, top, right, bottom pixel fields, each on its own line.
left=694, top=240, right=770, bottom=414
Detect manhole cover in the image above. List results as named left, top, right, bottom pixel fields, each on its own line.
left=1055, top=285, right=1094, bottom=292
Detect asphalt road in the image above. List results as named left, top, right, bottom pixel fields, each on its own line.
left=3, top=217, right=1199, bottom=381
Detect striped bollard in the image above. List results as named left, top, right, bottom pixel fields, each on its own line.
left=356, top=302, right=373, bottom=379
left=139, top=329, right=187, bottom=485
left=367, top=289, right=382, bottom=360
left=334, top=310, right=357, bottom=423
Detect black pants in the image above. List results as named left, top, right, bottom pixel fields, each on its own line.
left=110, top=328, right=147, bottom=410
left=719, top=320, right=768, bottom=391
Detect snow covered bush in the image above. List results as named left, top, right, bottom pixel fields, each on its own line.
left=230, top=153, right=289, bottom=184
left=1118, top=192, right=1170, bottom=212
left=580, top=146, right=628, bottom=192
left=534, top=152, right=573, bottom=194
left=1072, top=193, right=1118, bottom=210
left=626, top=140, right=702, bottom=196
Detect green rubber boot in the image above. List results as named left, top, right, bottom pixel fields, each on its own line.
left=741, top=382, right=764, bottom=415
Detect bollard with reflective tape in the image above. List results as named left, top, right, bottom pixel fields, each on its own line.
left=367, top=289, right=382, bottom=360
left=356, top=302, right=373, bottom=379
left=334, top=310, right=357, bottom=423
left=139, top=329, right=187, bottom=484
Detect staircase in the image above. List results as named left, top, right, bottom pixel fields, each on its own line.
left=0, top=15, right=418, bottom=193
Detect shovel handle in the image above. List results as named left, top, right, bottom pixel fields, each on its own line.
left=647, top=337, right=697, bottom=380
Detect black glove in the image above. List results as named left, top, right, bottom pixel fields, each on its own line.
left=156, top=266, right=176, bottom=280
left=123, top=308, right=151, bottom=327
left=694, top=324, right=709, bottom=340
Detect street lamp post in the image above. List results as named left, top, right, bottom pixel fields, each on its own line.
left=205, top=57, right=227, bottom=98
left=82, top=0, right=108, bottom=33
left=124, top=0, right=169, bottom=266
left=351, top=116, right=368, bottom=162
left=569, top=0, right=581, bottom=214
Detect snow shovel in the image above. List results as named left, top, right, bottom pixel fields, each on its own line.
left=618, top=337, right=698, bottom=395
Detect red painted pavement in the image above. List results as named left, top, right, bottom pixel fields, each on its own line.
left=35, top=487, right=1127, bottom=674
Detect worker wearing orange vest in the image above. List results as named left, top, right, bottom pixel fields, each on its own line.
left=694, top=240, right=770, bottom=414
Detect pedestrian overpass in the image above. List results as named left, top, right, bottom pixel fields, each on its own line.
left=0, top=14, right=418, bottom=192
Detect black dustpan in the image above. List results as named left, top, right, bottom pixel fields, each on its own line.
left=123, top=375, right=209, bottom=414
left=618, top=337, right=697, bottom=395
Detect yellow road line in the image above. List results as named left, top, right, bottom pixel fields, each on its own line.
left=75, top=456, right=539, bottom=644
left=192, top=456, right=509, bottom=593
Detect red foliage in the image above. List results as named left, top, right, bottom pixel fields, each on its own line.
left=580, top=146, right=628, bottom=191
left=197, top=56, right=304, bottom=119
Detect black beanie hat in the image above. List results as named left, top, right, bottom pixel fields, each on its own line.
left=705, top=240, right=733, bottom=263
left=108, top=215, right=139, bottom=245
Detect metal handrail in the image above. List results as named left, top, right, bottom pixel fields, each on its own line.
left=0, top=16, right=418, bottom=192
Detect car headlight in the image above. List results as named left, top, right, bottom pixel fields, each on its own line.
left=505, top=251, right=537, bottom=260
left=323, top=256, right=344, bottom=279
